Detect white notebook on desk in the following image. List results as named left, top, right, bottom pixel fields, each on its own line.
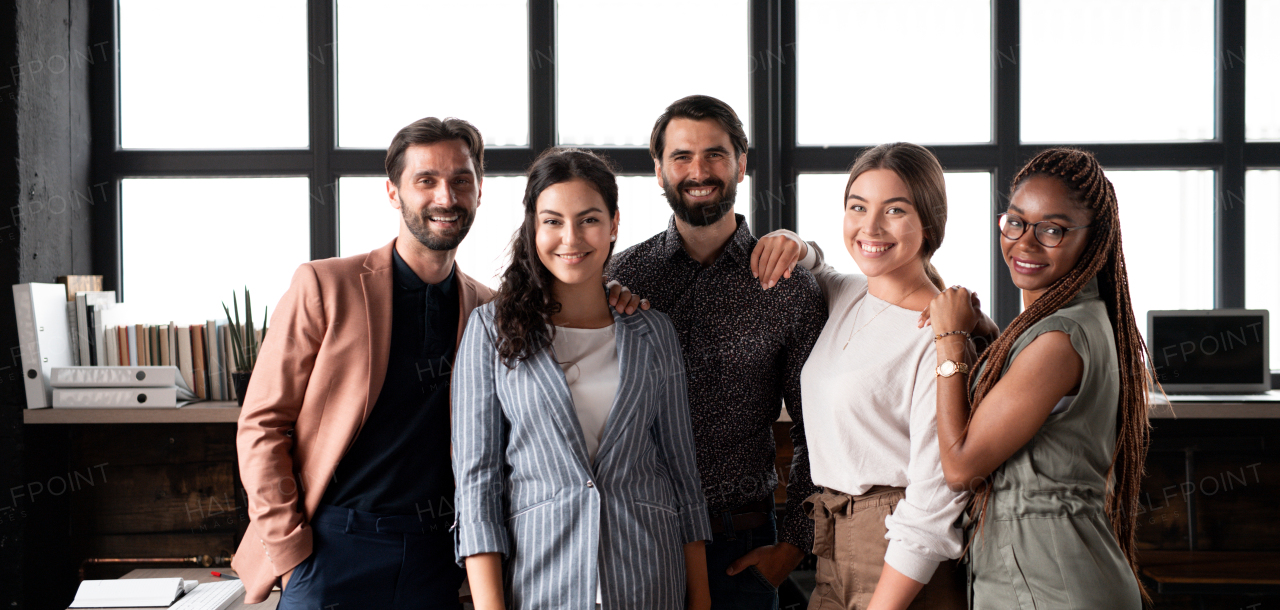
left=169, top=580, right=244, bottom=610
left=69, top=577, right=193, bottom=608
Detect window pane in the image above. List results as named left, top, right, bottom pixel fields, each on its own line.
left=340, top=174, right=752, bottom=289
left=1109, top=171, right=1215, bottom=345
left=336, top=1, right=528, bottom=148
left=1021, top=0, right=1214, bottom=143
left=1247, top=0, right=1280, bottom=140
left=797, top=0, right=991, bottom=145
left=1246, top=170, right=1280, bottom=367
left=557, top=0, right=749, bottom=146
left=122, top=178, right=310, bottom=324
left=797, top=172, right=993, bottom=303
left=119, top=1, right=308, bottom=149
left=338, top=176, right=529, bottom=287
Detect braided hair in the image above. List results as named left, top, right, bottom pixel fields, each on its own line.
left=968, top=148, right=1151, bottom=603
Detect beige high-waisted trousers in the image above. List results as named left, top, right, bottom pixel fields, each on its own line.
left=804, top=486, right=965, bottom=610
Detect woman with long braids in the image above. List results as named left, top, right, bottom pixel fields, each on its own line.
left=452, top=148, right=712, bottom=610
left=927, top=148, right=1148, bottom=608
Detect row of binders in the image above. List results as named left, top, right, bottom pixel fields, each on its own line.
left=14, top=281, right=254, bottom=409
left=51, top=365, right=196, bottom=408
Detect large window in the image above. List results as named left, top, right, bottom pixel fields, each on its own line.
left=1246, top=170, right=1280, bottom=367
left=93, top=0, right=1280, bottom=341
left=1020, top=0, right=1215, bottom=143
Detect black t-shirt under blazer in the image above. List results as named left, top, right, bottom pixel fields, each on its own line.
left=321, top=248, right=459, bottom=526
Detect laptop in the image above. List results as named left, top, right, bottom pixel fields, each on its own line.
left=1147, top=309, right=1272, bottom=397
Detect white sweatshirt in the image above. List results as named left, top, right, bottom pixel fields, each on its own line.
left=797, top=245, right=967, bottom=584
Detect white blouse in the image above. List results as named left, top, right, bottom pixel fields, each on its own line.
left=552, top=324, right=619, bottom=464
left=552, top=324, right=619, bottom=605
left=797, top=245, right=967, bottom=585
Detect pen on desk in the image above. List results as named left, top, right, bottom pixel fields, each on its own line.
left=211, top=571, right=240, bottom=580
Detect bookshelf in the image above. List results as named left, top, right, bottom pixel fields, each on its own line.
left=22, top=401, right=241, bottom=424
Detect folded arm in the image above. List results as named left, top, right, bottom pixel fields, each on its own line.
left=931, top=289, right=1083, bottom=491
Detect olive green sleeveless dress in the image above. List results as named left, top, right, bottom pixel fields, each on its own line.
left=967, top=278, right=1141, bottom=609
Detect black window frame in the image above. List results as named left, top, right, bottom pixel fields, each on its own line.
left=91, top=0, right=1280, bottom=328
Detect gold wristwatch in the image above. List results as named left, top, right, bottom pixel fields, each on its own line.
left=936, top=360, right=970, bottom=378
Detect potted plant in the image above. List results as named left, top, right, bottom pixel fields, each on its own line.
left=222, top=288, right=268, bottom=406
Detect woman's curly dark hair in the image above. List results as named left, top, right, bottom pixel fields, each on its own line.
left=494, top=147, right=619, bottom=367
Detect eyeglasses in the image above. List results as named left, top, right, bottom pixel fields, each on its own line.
left=997, top=213, right=1091, bottom=248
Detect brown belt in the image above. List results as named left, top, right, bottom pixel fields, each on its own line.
left=708, top=497, right=775, bottom=534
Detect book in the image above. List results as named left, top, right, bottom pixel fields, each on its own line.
left=126, top=325, right=137, bottom=366
left=138, top=323, right=149, bottom=367
left=54, top=386, right=189, bottom=408
left=205, top=320, right=221, bottom=401
left=85, top=305, right=99, bottom=366
left=191, top=325, right=206, bottom=399
left=116, top=326, right=128, bottom=367
left=50, top=365, right=185, bottom=388
left=106, top=326, right=118, bottom=366
left=159, top=324, right=171, bottom=367
left=68, top=576, right=191, bottom=608
left=221, top=324, right=236, bottom=400
left=177, top=326, right=194, bottom=392
left=78, top=291, right=116, bottom=366
left=66, top=301, right=80, bottom=366
left=151, top=325, right=161, bottom=366
left=168, top=322, right=178, bottom=371
left=13, top=283, right=75, bottom=409
left=168, top=579, right=243, bottom=610
left=74, top=295, right=90, bottom=365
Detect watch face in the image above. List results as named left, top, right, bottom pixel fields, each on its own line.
left=940, top=360, right=956, bottom=376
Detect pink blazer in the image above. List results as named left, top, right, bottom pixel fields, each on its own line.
left=231, top=240, right=494, bottom=603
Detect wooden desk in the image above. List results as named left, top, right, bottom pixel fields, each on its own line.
left=66, top=567, right=276, bottom=609
left=23, top=401, right=241, bottom=424
left=1148, top=391, right=1280, bottom=419
left=1140, top=550, right=1280, bottom=595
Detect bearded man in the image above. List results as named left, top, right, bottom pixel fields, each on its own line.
left=606, top=95, right=828, bottom=610
left=233, top=117, right=494, bottom=609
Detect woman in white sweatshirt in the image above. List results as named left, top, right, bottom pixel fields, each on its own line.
left=751, top=142, right=996, bottom=610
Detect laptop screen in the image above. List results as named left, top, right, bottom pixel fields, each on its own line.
left=1148, top=310, right=1269, bottom=392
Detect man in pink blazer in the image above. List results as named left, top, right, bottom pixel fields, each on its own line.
left=232, top=117, right=496, bottom=607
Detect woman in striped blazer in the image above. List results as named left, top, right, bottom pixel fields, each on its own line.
left=452, top=147, right=713, bottom=610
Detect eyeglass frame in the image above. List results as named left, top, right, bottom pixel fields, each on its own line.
left=996, top=213, right=1091, bottom=248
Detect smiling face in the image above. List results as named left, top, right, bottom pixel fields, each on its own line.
left=1002, top=175, right=1093, bottom=299
left=655, top=118, right=746, bottom=227
left=843, top=168, right=928, bottom=279
left=535, top=178, right=619, bottom=288
left=387, top=140, right=480, bottom=251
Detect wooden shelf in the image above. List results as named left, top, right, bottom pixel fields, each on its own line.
left=1149, top=391, right=1280, bottom=419
left=23, top=401, right=241, bottom=424
left=1140, top=550, right=1280, bottom=595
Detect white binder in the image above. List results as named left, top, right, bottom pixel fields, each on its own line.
left=13, top=283, right=74, bottom=409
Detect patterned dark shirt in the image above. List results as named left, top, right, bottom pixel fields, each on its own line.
left=606, top=214, right=827, bottom=551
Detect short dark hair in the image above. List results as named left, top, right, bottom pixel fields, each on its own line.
left=649, top=95, right=748, bottom=162
left=385, top=117, right=485, bottom=185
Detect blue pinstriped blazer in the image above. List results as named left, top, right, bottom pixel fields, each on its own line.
left=452, top=303, right=712, bottom=609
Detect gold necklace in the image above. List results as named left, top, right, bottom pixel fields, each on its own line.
left=842, top=281, right=929, bottom=350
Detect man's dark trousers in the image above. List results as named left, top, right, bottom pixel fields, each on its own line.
left=276, top=505, right=463, bottom=610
